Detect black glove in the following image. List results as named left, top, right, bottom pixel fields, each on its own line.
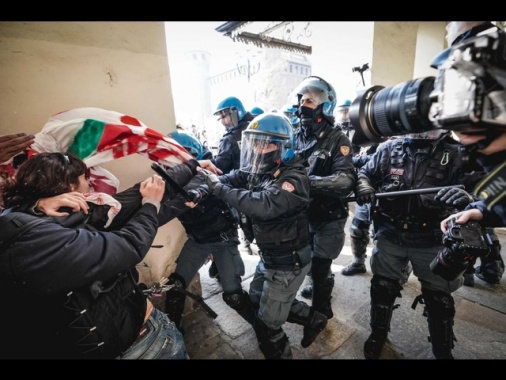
left=187, top=188, right=205, bottom=203
left=199, top=169, right=220, bottom=193
left=434, top=186, right=473, bottom=209
left=355, top=179, right=375, bottom=206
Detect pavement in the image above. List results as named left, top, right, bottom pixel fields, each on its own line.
left=179, top=228, right=506, bottom=360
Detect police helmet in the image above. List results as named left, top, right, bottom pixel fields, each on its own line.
left=250, top=106, right=265, bottom=117
left=288, top=76, right=337, bottom=117
left=240, top=113, right=295, bottom=174
left=214, top=96, right=247, bottom=128
left=168, top=130, right=204, bottom=160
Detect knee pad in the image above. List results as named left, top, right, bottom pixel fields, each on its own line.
left=370, top=275, right=401, bottom=304
left=421, top=289, right=455, bottom=319
left=223, top=291, right=248, bottom=310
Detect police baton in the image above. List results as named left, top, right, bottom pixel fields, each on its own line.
left=344, top=185, right=465, bottom=203
left=151, top=162, right=193, bottom=202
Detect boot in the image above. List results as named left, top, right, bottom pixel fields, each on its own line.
left=422, top=289, right=456, bottom=359
left=475, top=240, right=504, bottom=284
left=343, top=220, right=370, bottom=276
left=223, top=290, right=256, bottom=326
left=164, top=272, right=187, bottom=333
left=253, top=316, right=292, bottom=359
left=208, top=261, right=219, bottom=280
left=287, top=308, right=328, bottom=348
left=300, top=285, right=313, bottom=299
left=341, top=262, right=367, bottom=276
left=311, top=257, right=334, bottom=319
left=300, top=274, right=313, bottom=299
left=363, top=275, right=400, bottom=359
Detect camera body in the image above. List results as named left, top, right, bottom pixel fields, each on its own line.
left=350, top=30, right=506, bottom=146
left=430, top=217, right=491, bottom=281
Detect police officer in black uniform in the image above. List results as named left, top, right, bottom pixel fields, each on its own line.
left=208, top=96, right=256, bottom=278
left=163, top=132, right=248, bottom=332
left=355, top=129, right=486, bottom=359
left=289, top=76, right=357, bottom=319
left=339, top=99, right=380, bottom=276
left=199, top=113, right=328, bottom=359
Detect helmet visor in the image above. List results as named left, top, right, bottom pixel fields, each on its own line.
left=240, top=131, right=287, bottom=174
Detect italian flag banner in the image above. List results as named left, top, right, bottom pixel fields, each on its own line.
left=2, top=107, right=194, bottom=194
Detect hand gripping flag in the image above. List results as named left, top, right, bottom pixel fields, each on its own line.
left=13, top=107, right=194, bottom=194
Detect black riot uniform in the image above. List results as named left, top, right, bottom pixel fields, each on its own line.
left=356, top=132, right=489, bottom=359
left=290, top=76, right=357, bottom=319
left=199, top=113, right=328, bottom=359
left=340, top=117, right=379, bottom=276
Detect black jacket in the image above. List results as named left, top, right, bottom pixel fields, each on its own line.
left=212, top=156, right=311, bottom=256
left=0, top=160, right=197, bottom=359
left=294, top=121, right=357, bottom=222
left=211, top=113, right=254, bottom=174
left=359, top=136, right=485, bottom=241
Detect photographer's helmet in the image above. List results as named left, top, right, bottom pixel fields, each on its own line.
left=214, top=96, right=247, bottom=128
left=240, top=113, right=295, bottom=174
left=168, top=130, right=204, bottom=160
left=288, top=76, right=337, bottom=117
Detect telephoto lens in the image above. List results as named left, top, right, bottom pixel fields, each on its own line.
left=430, top=247, right=470, bottom=281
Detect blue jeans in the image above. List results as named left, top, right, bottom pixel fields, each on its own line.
left=118, top=307, right=189, bottom=359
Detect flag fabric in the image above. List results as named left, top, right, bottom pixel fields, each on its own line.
left=2, top=107, right=194, bottom=194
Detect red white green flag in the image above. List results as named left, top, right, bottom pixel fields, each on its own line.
left=1, top=107, right=194, bottom=194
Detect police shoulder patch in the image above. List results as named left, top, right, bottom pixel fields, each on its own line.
left=340, top=146, right=350, bottom=156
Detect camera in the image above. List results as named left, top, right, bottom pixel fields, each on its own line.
left=430, top=217, right=491, bottom=281
left=350, top=30, right=506, bottom=147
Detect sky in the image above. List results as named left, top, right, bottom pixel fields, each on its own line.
left=165, top=22, right=250, bottom=75
left=163, top=22, right=374, bottom=141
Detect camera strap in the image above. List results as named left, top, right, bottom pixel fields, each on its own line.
left=473, top=160, right=506, bottom=210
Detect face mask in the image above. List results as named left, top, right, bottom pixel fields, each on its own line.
left=298, top=106, right=316, bottom=137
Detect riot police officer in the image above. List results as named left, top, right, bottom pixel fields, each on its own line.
left=199, top=113, right=328, bottom=359
left=355, top=130, right=485, bottom=359
left=209, top=96, right=256, bottom=277
left=338, top=99, right=380, bottom=276
left=163, top=131, right=248, bottom=333
left=288, top=76, right=357, bottom=319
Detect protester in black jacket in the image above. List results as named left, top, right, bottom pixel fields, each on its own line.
left=0, top=152, right=202, bottom=359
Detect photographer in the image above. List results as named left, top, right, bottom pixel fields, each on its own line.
left=434, top=22, right=506, bottom=285
left=355, top=129, right=483, bottom=360
left=437, top=22, right=506, bottom=229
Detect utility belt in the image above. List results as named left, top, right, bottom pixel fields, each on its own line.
left=378, top=213, right=439, bottom=233
left=190, top=226, right=237, bottom=244
left=259, top=246, right=308, bottom=271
